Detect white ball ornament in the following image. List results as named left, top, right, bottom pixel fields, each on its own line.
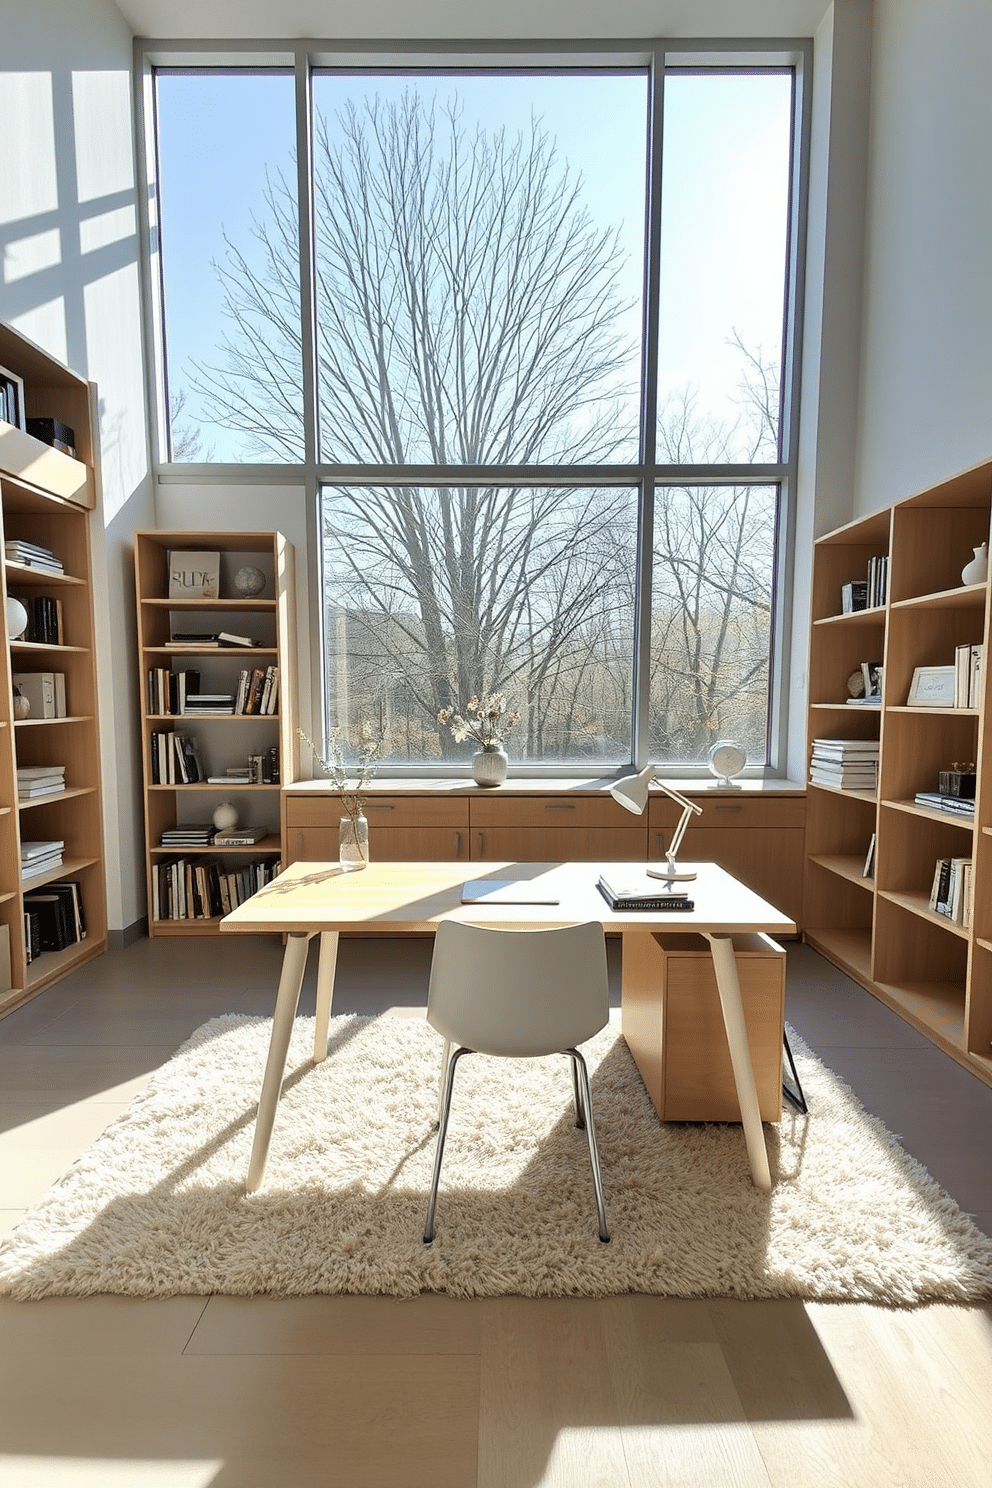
left=233, top=565, right=266, bottom=597
left=6, top=596, right=28, bottom=640
left=212, top=802, right=239, bottom=832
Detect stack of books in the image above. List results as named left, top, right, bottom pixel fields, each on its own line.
left=914, top=791, right=976, bottom=818
left=953, top=642, right=983, bottom=708
left=809, top=739, right=880, bottom=791
left=150, top=732, right=205, bottom=784
left=17, top=764, right=66, bottom=800
left=183, top=692, right=237, bottom=715
left=4, top=538, right=63, bottom=575
left=20, top=839, right=65, bottom=881
left=160, top=824, right=216, bottom=849
left=152, top=854, right=282, bottom=921
left=22, top=595, right=64, bottom=645
left=146, top=667, right=200, bottom=715
left=929, top=857, right=973, bottom=925
left=234, top=665, right=280, bottom=714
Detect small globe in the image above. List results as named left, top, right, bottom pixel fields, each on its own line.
left=212, top=802, right=239, bottom=832
left=6, top=596, right=28, bottom=640
left=233, top=565, right=266, bottom=597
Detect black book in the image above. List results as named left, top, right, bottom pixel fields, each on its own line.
left=597, top=874, right=693, bottom=912
left=22, top=892, right=72, bottom=951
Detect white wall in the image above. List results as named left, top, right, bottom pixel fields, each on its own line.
left=854, top=0, right=992, bottom=510
left=1, top=0, right=153, bottom=936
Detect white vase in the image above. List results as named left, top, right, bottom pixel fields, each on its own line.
left=339, top=813, right=369, bottom=870
left=962, top=542, right=988, bottom=586
left=472, top=745, right=508, bottom=788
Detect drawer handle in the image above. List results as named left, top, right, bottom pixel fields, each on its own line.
left=714, top=805, right=743, bottom=813
left=454, top=831, right=461, bottom=856
left=476, top=831, right=484, bottom=854
left=365, top=803, right=394, bottom=812
left=544, top=802, right=576, bottom=812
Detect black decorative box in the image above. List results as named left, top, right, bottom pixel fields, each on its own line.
left=26, top=416, right=76, bottom=457
left=938, top=770, right=976, bottom=799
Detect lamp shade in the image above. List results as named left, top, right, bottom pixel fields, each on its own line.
left=609, top=765, right=655, bottom=816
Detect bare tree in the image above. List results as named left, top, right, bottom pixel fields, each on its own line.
left=185, top=89, right=777, bottom=763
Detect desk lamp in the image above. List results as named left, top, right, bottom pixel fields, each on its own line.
left=609, top=766, right=703, bottom=881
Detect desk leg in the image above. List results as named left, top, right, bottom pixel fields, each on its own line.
left=705, top=933, right=772, bottom=1193
left=246, top=931, right=313, bottom=1194
left=313, top=931, right=340, bottom=1062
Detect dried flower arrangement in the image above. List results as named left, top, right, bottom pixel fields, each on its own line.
left=437, top=692, right=520, bottom=750
left=298, top=725, right=379, bottom=822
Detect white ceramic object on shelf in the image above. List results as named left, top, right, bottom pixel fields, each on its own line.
left=962, top=542, right=988, bottom=586
left=5, top=596, right=28, bottom=640
left=212, top=802, right=239, bottom=832
left=234, top=565, right=266, bottom=597
left=472, top=745, right=508, bottom=787
left=12, top=685, right=30, bottom=718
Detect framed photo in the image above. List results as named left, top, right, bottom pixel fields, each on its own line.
left=907, top=664, right=956, bottom=707
left=0, top=364, right=26, bottom=431
left=168, top=550, right=220, bottom=600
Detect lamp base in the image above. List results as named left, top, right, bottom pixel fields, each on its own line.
left=646, top=862, right=698, bottom=882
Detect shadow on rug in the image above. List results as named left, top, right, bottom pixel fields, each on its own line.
left=2, top=1013, right=991, bottom=1304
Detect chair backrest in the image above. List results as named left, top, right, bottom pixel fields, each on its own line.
left=426, top=919, right=610, bottom=1057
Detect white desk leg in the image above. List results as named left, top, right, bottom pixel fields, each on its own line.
left=246, top=931, right=312, bottom=1194
left=705, top=932, right=772, bottom=1193
left=313, top=930, right=339, bottom=1062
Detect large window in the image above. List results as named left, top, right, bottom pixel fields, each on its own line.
left=150, top=49, right=804, bottom=773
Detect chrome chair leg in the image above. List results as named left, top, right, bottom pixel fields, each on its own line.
left=568, top=1049, right=610, bottom=1243
left=570, top=1053, right=585, bottom=1128
left=436, top=1037, right=452, bottom=1126
left=424, top=1045, right=468, bottom=1244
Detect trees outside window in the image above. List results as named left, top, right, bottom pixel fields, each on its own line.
left=152, top=61, right=797, bottom=770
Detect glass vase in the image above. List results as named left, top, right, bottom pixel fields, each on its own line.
left=339, top=813, right=369, bottom=870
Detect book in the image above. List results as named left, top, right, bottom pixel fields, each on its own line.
left=597, top=874, right=693, bottom=911
left=217, top=631, right=260, bottom=647
left=862, top=834, right=876, bottom=877
left=841, top=580, right=868, bottom=613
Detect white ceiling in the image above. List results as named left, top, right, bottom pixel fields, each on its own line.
left=111, top=0, right=834, bottom=42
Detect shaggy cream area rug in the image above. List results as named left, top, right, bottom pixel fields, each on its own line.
left=2, top=1013, right=991, bottom=1304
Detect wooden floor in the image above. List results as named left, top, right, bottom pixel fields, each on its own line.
left=1, top=935, right=990, bottom=1488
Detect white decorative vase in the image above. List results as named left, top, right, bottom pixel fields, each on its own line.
left=212, top=802, right=239, bottom=832
left=472, top=745, right=508, bottom=788
left=12, top=686, right=30, bottom=719
left=339, top=813, right=369, bottom=870
left=962, top=543, right=989, bottom=586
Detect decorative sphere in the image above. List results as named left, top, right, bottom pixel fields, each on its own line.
left=6, top=597, right=28, bottom=640
left=233, top=565, right=266, bottom=597
left=212, top=802, right=239, bottom=832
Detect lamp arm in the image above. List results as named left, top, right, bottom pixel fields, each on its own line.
left=652, top=778, right=703, bottom=865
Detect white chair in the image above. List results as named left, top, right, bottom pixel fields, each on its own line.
left=422, top=919, right=611, bottom=1245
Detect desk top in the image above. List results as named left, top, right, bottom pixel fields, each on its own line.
left=219, top=861, right=797, bottom=937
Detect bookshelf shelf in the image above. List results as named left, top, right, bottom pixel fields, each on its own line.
left=804, top=455, right=992, bottom=1087
left=135, top=531, right=297, bottom=935
left=0, top=322, right=108, bottom=1013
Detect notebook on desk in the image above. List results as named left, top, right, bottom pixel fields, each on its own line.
left=460, top=879, right=561, bottom=905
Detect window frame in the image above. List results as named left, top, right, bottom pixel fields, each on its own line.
left=134, top=36, right=811, bottom=779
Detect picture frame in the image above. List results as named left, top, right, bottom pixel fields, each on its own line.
left=168, top=549, right=220, bottom=600
left=0, top=364, right=26, bottom=431
left=907, top=664, right=956, bottom=708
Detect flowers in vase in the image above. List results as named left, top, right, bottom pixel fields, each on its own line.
left=298, top=725, right=379, bottom=822
left=437, top=692, right=520, bottom=750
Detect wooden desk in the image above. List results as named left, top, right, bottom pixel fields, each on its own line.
left=220, top=860, right=796, bottom=1196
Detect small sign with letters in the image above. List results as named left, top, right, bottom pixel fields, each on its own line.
left=168, top=550, right=220, bottom=600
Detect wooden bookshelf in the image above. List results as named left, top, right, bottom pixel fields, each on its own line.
left=0, top=322, right=107, bottom=1013
left=134, top=531, right=297, bottom=934
left=804, top=457, right=992, bottom=1087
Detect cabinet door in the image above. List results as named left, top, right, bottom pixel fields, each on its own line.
left=650, top=823, right=804, bottom=926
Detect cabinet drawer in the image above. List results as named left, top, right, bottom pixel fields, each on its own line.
left=648, top=796, right=806, bottom=830
left=288, top=825, right=468, bottom=862
left=284, top=794, right=470, bottom=830
left=471, top=795, right=634, bottom=829
left=472, top=825, right=646, bottom=862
